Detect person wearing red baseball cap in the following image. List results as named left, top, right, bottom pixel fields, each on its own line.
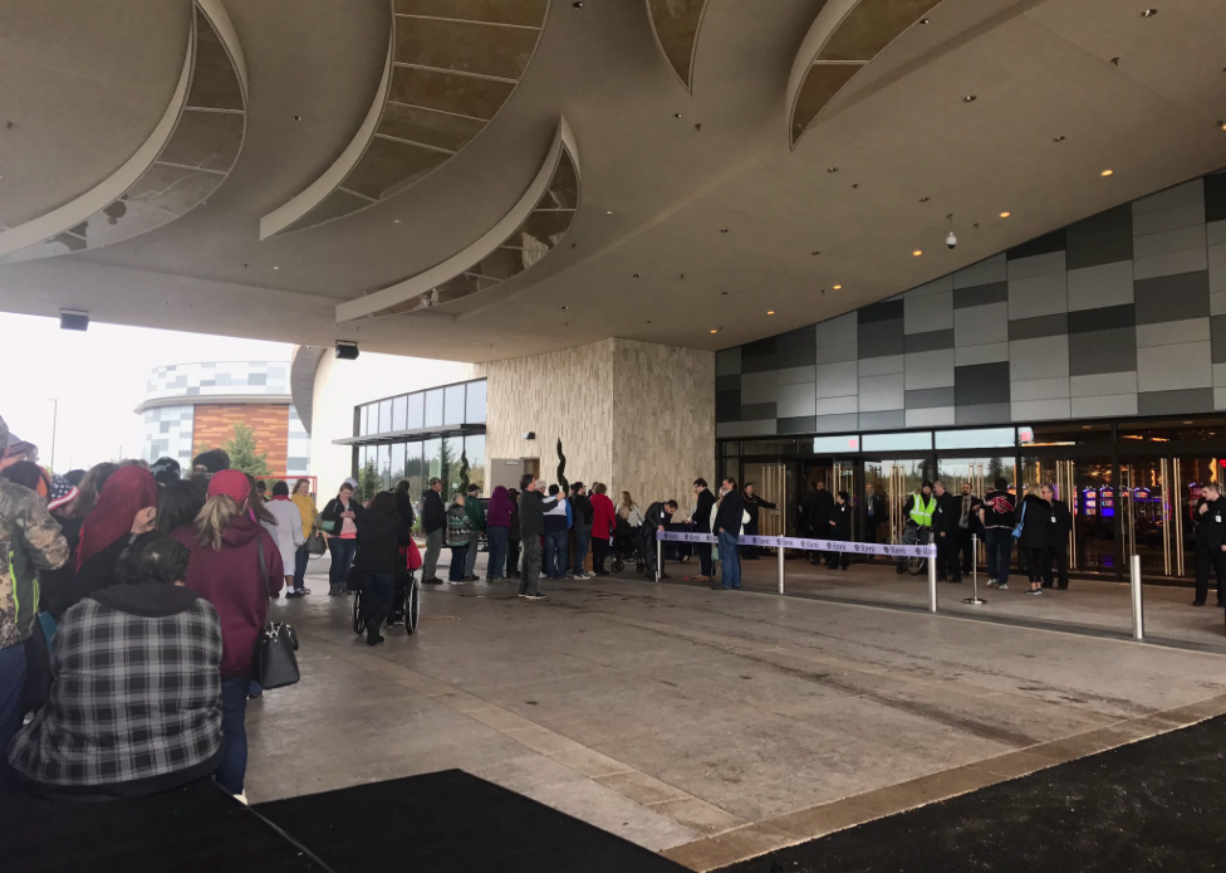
left=172, top=468, right=282, bottom=800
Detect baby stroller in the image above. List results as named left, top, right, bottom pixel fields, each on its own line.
left=611, top=516, right=645, bottom=574
left=352, top=540, right=422, bottom=636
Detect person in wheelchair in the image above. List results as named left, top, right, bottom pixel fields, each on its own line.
left=896, top=480, right=937, bottom=574
left=611, top=514, right=639, bottom=573
left=352, top=491, right=413, bottom=645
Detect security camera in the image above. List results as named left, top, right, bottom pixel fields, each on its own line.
left=946, top=231, right=957, bottom=250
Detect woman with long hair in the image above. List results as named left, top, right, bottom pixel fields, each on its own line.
left=264, top=481, right=305, bottom=597
left=72, top=465, right=159, bottom=606
left=352, top=491, right=412, bottom=645
left=320, top=479, right=362, bottom=596
left=155, top=478, right=207, bottom=536
left=617, top=491, right=643, bottom=528
left=291, top=479, right=318, bottom=595
left=71, top=461, right=119, bottom=519
left=171, top=470, right=281, bottom=800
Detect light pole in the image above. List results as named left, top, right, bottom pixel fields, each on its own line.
left=47, top=398, right=59, bottom=472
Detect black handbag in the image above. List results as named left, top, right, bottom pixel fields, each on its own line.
left=252, top=539, right=301, bottom=689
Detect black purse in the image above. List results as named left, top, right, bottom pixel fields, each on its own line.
left=252, top=539, right=301, bottom=690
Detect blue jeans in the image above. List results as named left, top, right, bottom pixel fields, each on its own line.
left=448, top=545, right=468, bottom=581
left=544, top=530, right=568, bottom=578
left=984, top=528, right=1013, bottom=585
left=572, top=527, right=591, bottom=576
left=718, top=532, right=741, bottom=589
left=218, top=676, right=249, bottom=795
left=293, top=544, right=310, bottom=591
left=0, top=642, right=27, bottom=754
left=487, top=526, right=509, bottom=579
left=328, top=538, right=358, bottom=589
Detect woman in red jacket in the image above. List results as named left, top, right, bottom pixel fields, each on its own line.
left=172, top=470, right=282, bottom=799
left=590, top=483, right=617, bottom=577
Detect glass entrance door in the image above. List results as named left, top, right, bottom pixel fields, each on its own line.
left=1022, top=455, right=1117, bottom=575
left=743, top=462, right=789, bottom=538
left=865, top=457, right=935, bottom=544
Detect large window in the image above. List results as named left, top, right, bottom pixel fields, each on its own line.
left=444, top=384, right=465, bottom=426
left=466, top=380, right=487, bottom=424
left=425, top=389, right=444, bottom=428
left=352, top=378, right=487, bottom=436
left=408, top=392, right=424, bottom=429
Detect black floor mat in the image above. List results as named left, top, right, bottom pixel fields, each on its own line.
left=255, top=769, right=688, bottom=873
left=718, top=714, right=1226, bottom=873
left=0, top=778, right=325, bottom=873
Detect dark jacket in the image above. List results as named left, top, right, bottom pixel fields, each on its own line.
left=353, top=508, right=413, bottom=574
left=932, top=491, right=962, bottom=537
left=808, top=490, right=835, bottom=533
left=0, top=478, right=69, bottom=649
left=421, top=488, right=446, bottom=534
left=40, top=513, right=83, bottom=620
left=714, top=490, right=746, bottom=538
left=829, top=502, right=852, bottom=539
left=71, top=531, right=158, bottom=610
left=487, top=486, right=513, bottom=529
left=742, top=493, right=776, bottom=535
left=394, top=490, right=416, bottom=530
left=1047, top=499, right=1072, bottom=549
left=693, top=488, right=717, bottom=534
left=508, top=495, right=522, bottom=541
left=865, top=492, right=885, bottom=525
left=1195, top=497, right=1226, bottom=547
left=465, top=494, right=486, bottom=533
left=571, top=493, right=593, bottom=530
left=981, top=489, right=1016, bottom=529
left=1017, top=494, right=1051, bottom=550
left=172, top=516, right=282, bottom=679
left=520, top=489, right=555, bottom=538
left=321, top=495, right=364, bottom=534
left=7, top=584, right=223, bottom=797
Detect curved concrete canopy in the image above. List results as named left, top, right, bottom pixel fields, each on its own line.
left=0, top=0, right=248, bottom=262
left=644, top=0, right=710, bottom=93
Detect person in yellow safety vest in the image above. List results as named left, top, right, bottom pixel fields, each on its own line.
left=896, top=480, right=936, bottom=574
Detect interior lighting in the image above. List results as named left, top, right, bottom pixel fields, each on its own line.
left=766, top=310, right=775, bottom=315
left=963, top=95, right=977, bottom=103
left=827, top=167, right=838, bottom=173
left=605, top=209, right=613, bottom=215
left=912, top=249, right=923, bottom=257
left=709, top=328, right=719, bottom=334
left=919, top=17, right=930, bottom=24
left=1141, top=8, right=1157, bottom=17
left=1101, top=169, right=1114, bottom=177
left=832, top=284, right=843, bottom=290
left=999, top=211, right=1011, bottom=218
left=1053, top=135, right=1066, bottom=142
left=273, top=265, right=280, bottom=270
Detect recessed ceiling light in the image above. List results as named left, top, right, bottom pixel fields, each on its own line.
left=646, top=320, right=653, bottom=324
left=832, top=284, right=843, bottom=290
left=719, top=228, right=730, bottom=233
left=393, top=219, right=402, bottom=224
left=1101, top=169, right=1114, bottom=177
left=632, top=273, right=641, bottom=278
left=999, top=211, right=1011, bottom=218
left=919, top=196, right=930, bottom=203
left=720, top=291, right=729, bottom=296
left=273, top=265, right=280, bottom=270
left=605, top=209, right=613, bottom=215
left=1053, top=135, right=1066, bottom=142
left=1141, top=8, right=1157, bottom=17
left=912, top=250, right=923, bottom=257
left=963, top=95, right=977, bottom=103
left=1219, top=120, right=1226, bottom=131
left=673, top=112, right=682, bottom=119
left=561, top=305, right=569, bottom=310
left=766, top=310, right=775, bottom=315
left=292, top=115, right=302, bottom=122
left=827, top=167, right=838, bottom=173
left=709, top=328, right=719, bottom=334
left=810, top=250, right=821, bottom=256
left=919, top=17, right=930, bottom=24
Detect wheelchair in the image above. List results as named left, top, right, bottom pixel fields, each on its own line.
left=352, top=569, right=420, bottom=636
left=610, top=518, right=646, bottom=574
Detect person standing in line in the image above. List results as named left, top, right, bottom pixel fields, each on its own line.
left=446, top=494, right=474, bottom=583
left=955, top=482, right=980, bottom=578
left=264, top=482, right=304, bottom=596
left=590, top=483, right=616, bottom=577
left=1016, top=486, right=1051, bottom=596
left=712, top=478, right=745, bottom=590
left=808, top=481, right=835, bottom=565
left=569, top=482, right=594, bottom=579
left=352, top=491, right=412, bottom=644
left=691, top=478, right=717, bottom=582
left=171, top=470, right=281, bottom=799
left=394, top=479, right=416, bottom=530
left=420, top=477, right=446, bottom=585
left=517, top=477, right=557, bottom=600
left=1192, top=482, right=1226, bottom=607
left=462, top=484, right=485, bottom=582
left=931, top=480, right=962, bottom=583
left=0, top=413, right=69, bottom=754
left=864, top=484, right=884, bottom=547
left=740, top=483, right=776, bottom=560
left=71, top=466, right=160, bottom=606
left=506, top=488, right=522, bottom=579
left=485, top=485, right=512, bottom=582
left=1041, top=484, right=1072, bottom=590
left=290, top=479, right=318, bottom=596
left=979, top=477, right=1017, bottom=591
left=825, top=491, right=852, bottom=570
left=320, top=479, right=362, bottom=596
left=542, top=485, right=569, bottom=580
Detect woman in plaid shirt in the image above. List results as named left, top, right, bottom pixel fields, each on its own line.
left=8, top=536, right=223, bottom=799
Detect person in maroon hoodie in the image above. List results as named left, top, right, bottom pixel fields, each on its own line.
left=485, top=485, right=513, bottom=582
left=590, top=483, right=617, bottom=576
left=172, top=469, right=282, bottom=799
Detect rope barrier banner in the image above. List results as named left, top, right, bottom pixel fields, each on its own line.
left=655, top=530, right=935, bottom=559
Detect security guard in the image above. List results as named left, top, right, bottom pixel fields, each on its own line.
left=896, top=481, right=937, bottom=574
left=1192, top=482, right=1226, bottom=607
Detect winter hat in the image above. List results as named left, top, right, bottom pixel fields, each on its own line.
left=150, top=456, right=182, bottom=485
left=343, top=477, right=358, bottom=489
left=207, top=469, right=251, bottom=504
left=47, top=475, right=78, bottom=512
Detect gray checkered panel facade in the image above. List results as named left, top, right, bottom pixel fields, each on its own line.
left=716, top=171, right=1226, bottom=437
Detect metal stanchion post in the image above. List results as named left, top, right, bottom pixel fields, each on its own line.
left=778, top=539, right=785, bottom=594
left=927, top=536, right=938, bottom=613
left=963, top=533, right=986, bottom=605
left=1130, top=554, right=1144, bottom=640
left=656, top=535, right=662, bottom=584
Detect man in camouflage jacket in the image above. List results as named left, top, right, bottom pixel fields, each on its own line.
left=0, top=414, right=69, bottom=752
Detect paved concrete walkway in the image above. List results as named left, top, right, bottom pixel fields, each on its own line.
left=246, top=556, right=1226, bottom=870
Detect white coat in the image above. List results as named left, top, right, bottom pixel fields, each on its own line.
left=264, top=499, right=305, bottom=571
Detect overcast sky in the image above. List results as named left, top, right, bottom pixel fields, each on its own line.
left=0, top=313, right=291, bottom=472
